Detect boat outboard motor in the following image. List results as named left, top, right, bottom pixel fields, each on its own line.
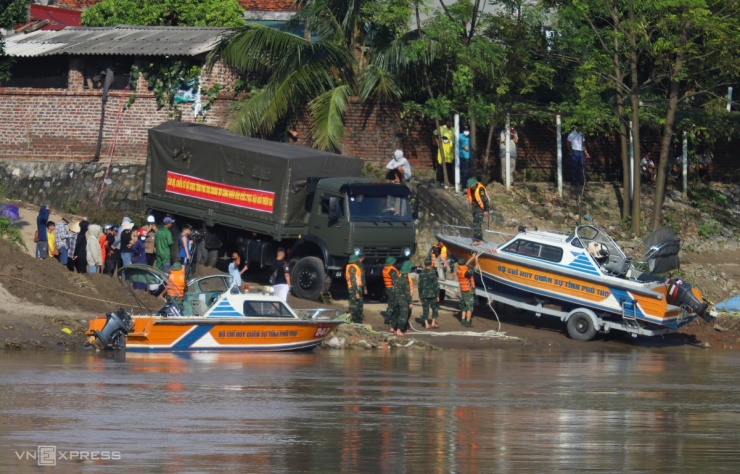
left=89, top=308, right=134, bottom=350
left=667, top=279, right=710, bottom=321
left=157, top=302, right=182, bottom=317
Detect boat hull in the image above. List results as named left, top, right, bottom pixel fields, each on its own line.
left=87, top=317, right=342, bottom=352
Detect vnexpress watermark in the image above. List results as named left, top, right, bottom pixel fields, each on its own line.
left=14, top=445, right=122, bottom=466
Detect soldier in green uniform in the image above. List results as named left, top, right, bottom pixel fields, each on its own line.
left=345, top=254, right=364, bottom=323
left=466, top=177, right=490, bottom=245
left=419, top=257, right=440, bottom=329
left=391, top=261, right=414, bottom=336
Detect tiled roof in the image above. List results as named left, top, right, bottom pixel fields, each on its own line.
left=4, top=25, right=228, bottom=57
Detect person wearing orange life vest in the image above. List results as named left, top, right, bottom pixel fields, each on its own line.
left=166, top=261, right=186, bottom=309
left=345, top=254, right=364, bottom=323
left=457, top=255, right=476, bottom=327
left=381, top=256, right=399, bottom=325
left=466, top=177, right=490, bottom=245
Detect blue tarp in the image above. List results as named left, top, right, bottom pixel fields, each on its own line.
left=716, top=295, right=740, bottom=312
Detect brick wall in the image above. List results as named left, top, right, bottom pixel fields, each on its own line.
left=0, top=58, right=236, bottom=164
left=292, top=99, right=437, bottom=174
left=239, top=0, right=296, bottom=10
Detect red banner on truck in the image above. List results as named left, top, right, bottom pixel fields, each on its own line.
left=165, top=171, right=275, bottom=213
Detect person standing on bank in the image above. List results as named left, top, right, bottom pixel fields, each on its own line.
left=345, top=254, right=364, bottom=323
left=419, top=258, right=440, bottom=329
left=466, top=177, right=490, bottom=245
left=144, top=215, right=157, bottom=266
left=381, top=256, right=400, bottom=325
left=459, top=125, right=471, bottom=182
left=272, top=247, right=291, bottom=302
left=392, top=261, right=414, bottom=336
left=566, top=127, right=590, bottom=187
left=457, top=255, right=476, bottom=327
left=72, top=220, right=89, bottom=273
left=434, top=121, right=455, bottom=186
left=54, top=217, right=72, bottom=267
left=179, top=224, right=193, bottom=267
left=498, top=126, right=519, bottom=184
left=155, top=217, right=175, bottom=272
left=35, top=205, right=50, bottom=259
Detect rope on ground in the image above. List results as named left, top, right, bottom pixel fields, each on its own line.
left=407, top=319, right=523, bottom=342
left=0, top=274, right=135, bottom=308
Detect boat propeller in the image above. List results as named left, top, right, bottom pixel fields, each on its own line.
left=667, top=279, right=713, bottom=322
left=87, top=308, right=134, bottom=350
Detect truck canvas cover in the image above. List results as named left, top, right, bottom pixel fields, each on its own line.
left=145, top=122, right=364, bottom=229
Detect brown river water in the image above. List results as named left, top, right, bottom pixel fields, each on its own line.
left=1, top=347, right=738, bottom=473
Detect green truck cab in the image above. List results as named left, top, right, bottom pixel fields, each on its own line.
left=143, top=122, right=415, bottom=300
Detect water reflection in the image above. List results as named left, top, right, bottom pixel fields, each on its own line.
left=0, top=348, right=738, bottom=472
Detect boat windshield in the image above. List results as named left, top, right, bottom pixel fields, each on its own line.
left=501, top=239, right=564, bottom=263
left=347, top=194, right=412, bottom=222
left=242, top=301, right=295, bottom=318
left=574, top=225, right=627, bottom=263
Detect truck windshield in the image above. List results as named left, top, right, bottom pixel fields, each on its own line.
left=347, top=195, right=412, bottom=222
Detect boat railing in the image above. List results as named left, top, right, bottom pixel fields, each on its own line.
left=437, top=224, right=514, bottom=243
left=294, top=308, right=342, bottom=321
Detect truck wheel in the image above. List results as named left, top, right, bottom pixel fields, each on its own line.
left=291, top=257, right=326, bottom=301
left=205, top=249, right=218, bottom=267
left=567, top=312, right=597, bottom=341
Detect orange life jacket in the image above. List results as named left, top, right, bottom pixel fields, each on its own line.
left=99, top=235, right=107, bottom=265
left=382, top=265, right=400, bottom=288
left=457, top=264, right=475, bottom=292
left=466, top=182, right=489, bottom=210
left=407, top=275, right=414, bottom=298
left=345, top=263, right=363, bottom=289
left=167, top=267, right=186, bottom=297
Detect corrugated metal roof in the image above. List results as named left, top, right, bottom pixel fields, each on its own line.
left=4, top=25, right=229, bottom=57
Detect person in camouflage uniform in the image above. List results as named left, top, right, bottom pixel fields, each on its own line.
left=457, top=256, right=476, bottom=327
left=391, top=261, right=414, bottom=336
left=419, top=257, right=440, bottom=329
left=466, top=177, right=490, bottom=245
left=345, top=254, right=364, bottom=323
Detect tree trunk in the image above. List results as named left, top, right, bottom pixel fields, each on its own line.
left=651, top=29, right=687, bottom=229
left=483, top=123, right=495, bottom=183
left=628, top=0, right=641, bottom=236
left=416, top=1, right=448, bottom=186
left=609, top=5, right=631, bottom=220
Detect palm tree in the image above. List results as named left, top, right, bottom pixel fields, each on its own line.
left=210, top=0, right=403, bottom=152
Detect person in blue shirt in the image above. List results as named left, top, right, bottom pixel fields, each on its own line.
left=228, top=251, right=248, bottom=292
left=459, top=125, right=471, bottom=182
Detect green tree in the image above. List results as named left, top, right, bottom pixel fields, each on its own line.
left=81, top=0, right=246, bottom=27
left=1, top=0, right=30, bottom=82
left=211, top=0, right=413, bottom=151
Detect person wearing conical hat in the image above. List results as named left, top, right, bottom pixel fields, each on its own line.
left=466, top=177, right=490, bottom=245
left=381, top=256, right=399, bottom=325
left=419, top=257, right=440, bottom=329
left=345, top=254, right=364, bottom=323
left=391, top=261, right=414, bottom=336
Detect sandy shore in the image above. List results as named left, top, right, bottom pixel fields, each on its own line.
left=1, top=201, right=738, bottom=352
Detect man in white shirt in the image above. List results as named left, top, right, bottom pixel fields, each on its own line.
left=567, top=128, right=590, bottom=186
left=385, top=149, right=412, bottom=183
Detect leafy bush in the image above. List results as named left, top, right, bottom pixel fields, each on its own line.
left=0, top=216, right=25, bottom=248
left=698, top=219, right=722, bottom=239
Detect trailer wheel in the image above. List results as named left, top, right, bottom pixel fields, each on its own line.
left=567, top=312, right=597, bottom=341
left=291, top=257, right=326, bottom=301
left=205, top=249, right=219, bottom=267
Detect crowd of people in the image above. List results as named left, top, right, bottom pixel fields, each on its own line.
left=34, top=206, right=196, bottom=300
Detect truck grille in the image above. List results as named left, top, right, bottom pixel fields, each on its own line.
left=361, top=247, right=404, bottom=258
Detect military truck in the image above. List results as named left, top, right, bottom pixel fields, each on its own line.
left=144, top=122, right=416, bottom=300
